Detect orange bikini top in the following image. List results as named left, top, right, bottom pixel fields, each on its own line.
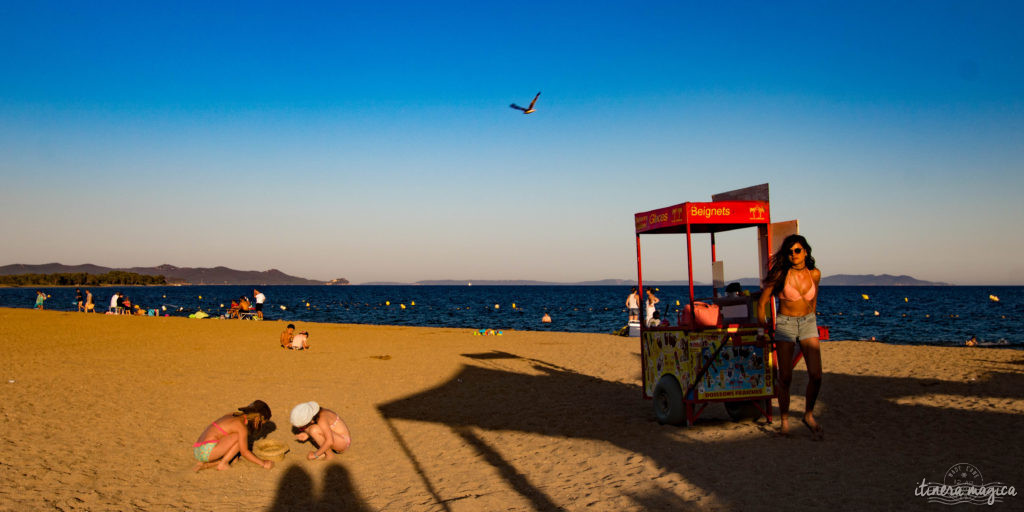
left=777, top=270, right=816, bottom=303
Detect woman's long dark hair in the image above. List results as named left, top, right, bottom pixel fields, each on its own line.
left=234, top=400, right=272, bottom=432
left=763, top=234, right=816, bottom=296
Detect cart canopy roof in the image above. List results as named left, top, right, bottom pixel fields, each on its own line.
left=634, top=200, right=769, bottom=235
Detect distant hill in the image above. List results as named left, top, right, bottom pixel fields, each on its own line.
left=820, top=274, right=948, bottom=286
left=0, top=263, right=326, bottom=285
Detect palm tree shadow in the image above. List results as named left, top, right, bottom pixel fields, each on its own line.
left=268, top=464, right=370, bottom=512
left=377, top=349, right=1024, bottom=510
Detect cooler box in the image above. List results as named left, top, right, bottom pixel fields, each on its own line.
left=628, top=321, right=641, bottom=337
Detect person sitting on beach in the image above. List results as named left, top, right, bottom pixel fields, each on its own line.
left=757, top=234, right=824, bottom=440
left=966, top=336, right=978, bottom=347
left=192, top=400, right=275, bottom=472
left=725, top=282, right=743, bottom=297
left=228, top=300, right=240, bottom=319
left=649, top=310, right=662, bottom=327
left=290, top=401, right=351, bottom=461
left=541, top=312, right=552, bottom=323
left=239, top=296, right=252, bottom=312
left=280, top=324, right=310, bottom=350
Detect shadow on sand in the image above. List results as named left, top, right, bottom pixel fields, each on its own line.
left=268, top=463, right=370, bottom=512
left=377, top=350, right=1024, bottom=510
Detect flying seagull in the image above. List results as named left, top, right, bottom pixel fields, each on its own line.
left=510, top=91, right=541, bottom=114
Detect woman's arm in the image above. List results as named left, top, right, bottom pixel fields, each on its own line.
left=235, top=423, right=271, bottom=467
left=810, top=269, right=821, bottom=310
left=757, top=282, right=774, bottom=325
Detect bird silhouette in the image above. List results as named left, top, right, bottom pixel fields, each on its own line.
left=510, top=91, right=541, bottom=114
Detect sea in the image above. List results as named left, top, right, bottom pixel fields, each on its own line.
left=1, top=285, right=1020, bottom=348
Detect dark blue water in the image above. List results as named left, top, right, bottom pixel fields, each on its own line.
left=2, top=285, right=1020, bottom=348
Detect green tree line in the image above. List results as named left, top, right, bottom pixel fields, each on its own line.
left=0, top=272, right=167, bottom=286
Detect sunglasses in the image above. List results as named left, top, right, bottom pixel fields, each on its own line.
left=788, top=247, right=803, bottom=255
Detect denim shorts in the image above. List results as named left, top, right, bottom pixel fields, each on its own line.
left=775, top=313, right=818, bottom=342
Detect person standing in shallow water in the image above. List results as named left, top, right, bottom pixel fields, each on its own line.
left=757, top=234, right=824, bottom=440
left=626, top=287, right=640, bottom=323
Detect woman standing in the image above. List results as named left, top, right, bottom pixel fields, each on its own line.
left=757, top=234, right=823, bottom=439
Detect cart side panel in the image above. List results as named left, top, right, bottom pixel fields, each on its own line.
left=688, top=329, right=774, bottom=400
left=642, top=330, right=690, bottom=397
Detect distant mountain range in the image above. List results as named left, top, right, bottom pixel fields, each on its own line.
left=0, top=263, right=949, bottom=286
left=363, top=274, right=949, bottom=286
left=0, top=263, right=325, bottom=285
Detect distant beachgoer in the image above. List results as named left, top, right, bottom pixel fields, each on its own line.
left=541, top=313, right=552, bottom=323
left=280, top=324, right=294, bottom=348
left=645, top=289, right=660, bottom=326
left=758, top=234, right=823, bottom=440
left=254, top=289, right=266, bottom=320
left=85, top=290, right=94, bottom=313
left=649, top=310, right=661, bottom=327
left=109, top=292, right=120, bottom=314
left=34, top=291, right=46, bottom=310
left=626, top=287, right=640, bottom=323
left=725, top=282, right=743, bottom=296
left=966, top=336, right=978, bottom=347
left=290, top=401, right=351, bottom=461
left=192, top=400, right=274, bottom=472
left=75, top=288, right=84, bottom=312
left=281, top=324, right=310, bottom=350
left=239, top=296, right=251, bottom=312
left=228, top=299, right=240, bottom=319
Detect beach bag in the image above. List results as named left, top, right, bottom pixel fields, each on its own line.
left=679, top=302, right=721, bottom=329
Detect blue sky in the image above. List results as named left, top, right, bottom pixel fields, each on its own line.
left=1, top=1, right=1022, bottom=284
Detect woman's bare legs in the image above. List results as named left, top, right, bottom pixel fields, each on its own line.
left=192, top=433, right=241, bottom=471
left=775, top=341, right=796, bottom=435
left=799, top=336, right=823, bottom=439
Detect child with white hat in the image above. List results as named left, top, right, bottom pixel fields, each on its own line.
left=290, top=401, right=351, bottom=460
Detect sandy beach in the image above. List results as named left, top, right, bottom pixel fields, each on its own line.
left=1, top=307, right=1021, bottom=511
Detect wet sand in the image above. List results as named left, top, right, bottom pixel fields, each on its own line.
left=1, top=307, right=1021, bottom=511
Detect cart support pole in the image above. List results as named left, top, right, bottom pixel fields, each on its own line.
left=685, top=222, right=695, bottom=323
left=636, top=233, right=645, bottom=400
left=711, top=233, right=718, bottom=298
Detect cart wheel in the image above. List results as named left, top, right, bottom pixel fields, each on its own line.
left=653, top=376, right=685, bottom=426
left=725, top=400, right=767, bottom=422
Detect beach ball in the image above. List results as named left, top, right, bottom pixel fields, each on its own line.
left=386, top=301, right=390, bottom=306
left=199, top=295, right=202, bottom=299
left=400, top=304, right=406, bottom=309
left=861, top=294, right=869, bottom=300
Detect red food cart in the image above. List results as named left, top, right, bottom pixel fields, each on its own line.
left=635, top=184, right=803, bottom=425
